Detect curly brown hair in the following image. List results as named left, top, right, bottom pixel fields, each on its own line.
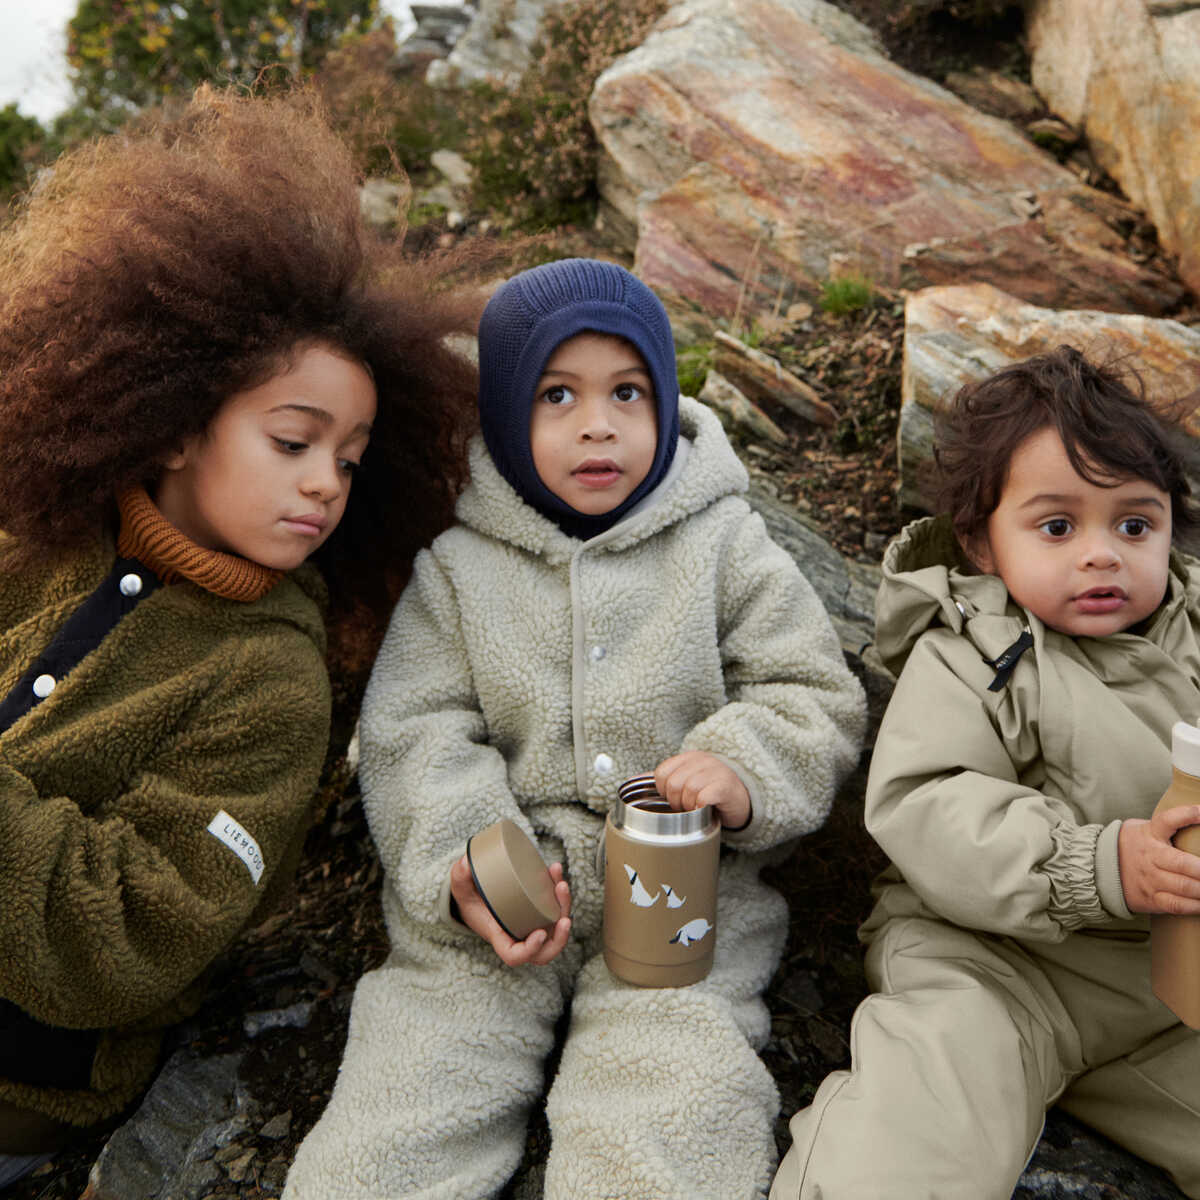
left=934, top=345, right=1200, bottom=547
left=0, top=86, right=482, bottom=626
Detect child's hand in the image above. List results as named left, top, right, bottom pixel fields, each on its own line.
left=1118, top=805, right=1200, bottom=914
left=449, top=855, right=572, bottom=966
left=653, top=751, right=752, bottom=831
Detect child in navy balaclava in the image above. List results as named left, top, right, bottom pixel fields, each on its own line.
left=288, top=256, right=866, bottom=1200
left=477, top=257, right=681, bottom=539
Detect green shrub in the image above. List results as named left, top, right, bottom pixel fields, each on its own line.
left=67, top=0, right=376, bottom=120
left=316, top=25, right=466, bottom=180
left=464, top=0, right=670, bottom=229
left=819, top=275, right=874, bottom=316
left=0, top=105, right=47, bottom=206
left=676, top=341, right=714, bottom=398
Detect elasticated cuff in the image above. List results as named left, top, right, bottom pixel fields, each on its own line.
left=438, top=868, right=470, bottom=931
left=1045, top=821, right=1109, bottom=930
left=1094, top=818, right=1134, bottom=921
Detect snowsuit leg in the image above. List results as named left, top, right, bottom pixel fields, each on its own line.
left=284, top=907, right=576, bottom=1200
left=544, top=857, right=786, bottom=1200
left=1058, top=1023, right=1200, bottom=1199
left=770, top=917, right=1079, bottom=1200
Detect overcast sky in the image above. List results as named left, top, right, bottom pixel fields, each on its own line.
left=0, top=1, right=428, bottom=123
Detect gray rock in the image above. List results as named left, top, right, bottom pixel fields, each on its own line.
left=746, top=482, right=878, bottom=657
left=898, top=283, right=1200, bottom=514
left=589, top=0, right=1184, bottom=329
left=412, top=181, right=456, bottom=215
left=430, top=148, right=475, bottom=190
left=1017, top=1108, right=1186, bottom=1199
left=394, top=3, right=475, bottom=68
left=358, top=178, right=412, bottom=233
left=243, top=1000, right=314, bottom=1038
left=259, top=1111, right=292, bottom=1141
left=82, top=1052, right=254, bottom=1200
left=1028, top=0, right=1200, bottom=294
left=426, top=0, right=572, bottom=89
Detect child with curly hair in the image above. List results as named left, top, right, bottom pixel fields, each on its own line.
left=773, top=346, right=1200, bottom=1199
left=286, top=258, right=866, bottom=1199
left=0, top=88, right=478, bottom=1184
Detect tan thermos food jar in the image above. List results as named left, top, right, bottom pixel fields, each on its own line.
left=601, top=773, right=720, bottom=987
left=1151, top=721, right=1200, bottom=1029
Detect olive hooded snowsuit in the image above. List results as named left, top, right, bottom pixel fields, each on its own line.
left=773, top=515, right=1200, bottom=1200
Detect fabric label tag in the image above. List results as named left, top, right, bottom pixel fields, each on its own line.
left=207, top=810, right=264, bottom=885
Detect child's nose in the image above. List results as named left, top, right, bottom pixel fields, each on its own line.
left=303, top=457, right=343, bottom=501
left=1080, top=534, right=1120, bottom=568
left=578, top=396, right=616, bottom=440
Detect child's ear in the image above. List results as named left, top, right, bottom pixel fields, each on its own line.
left=161, top=441, right=193, bottom=471
left=958, top=530, right=996, bottom=575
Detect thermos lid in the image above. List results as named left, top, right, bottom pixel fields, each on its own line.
left=614, top=773, right=716, bottom=839
left=1172, top=720, right=1200, bottom=778
left=466, top=818, right=560, bottom=941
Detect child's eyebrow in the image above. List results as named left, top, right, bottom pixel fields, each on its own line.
left=269, top=403, right=372, bottom=436
left=1017, top=491, right=1166, bottom=510
left=539, top=365, right=651, bottom=380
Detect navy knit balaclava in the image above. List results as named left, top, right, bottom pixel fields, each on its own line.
left=478, top=258, right=680, bottom=540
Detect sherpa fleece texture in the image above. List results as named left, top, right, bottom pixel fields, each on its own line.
left=284, top=397, right=866, bottom=1200
left=0, top=533, right=330, bottom=1128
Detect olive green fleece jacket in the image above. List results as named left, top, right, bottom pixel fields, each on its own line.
left=0, top=533, right=330, bottom=1128
left=865, top=515, right=1200, bottom=943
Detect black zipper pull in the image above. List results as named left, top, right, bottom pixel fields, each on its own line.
left=984, top=628, right=1033, bottom=693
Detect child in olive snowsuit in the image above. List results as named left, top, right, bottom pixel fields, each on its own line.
left=773, top=346, right=1200, bottom=1199
left=286, top=258, right=866, bottom=1200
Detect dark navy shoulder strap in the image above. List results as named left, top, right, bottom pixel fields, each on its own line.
left=0, top=557, right=162, bottom=1089
left=0, top=556, right=161, bottom=735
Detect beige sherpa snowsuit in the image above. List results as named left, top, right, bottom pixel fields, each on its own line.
left=773, top=515, right=1200, bottom=1200
left=285, top=398, right=866, bottom=1200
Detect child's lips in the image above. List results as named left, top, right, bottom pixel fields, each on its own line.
left=1073, top=585, right=1128, bottom=614
left=572, top=459, right=622, bottom=488
left=282, top=513, right=327, bottom=537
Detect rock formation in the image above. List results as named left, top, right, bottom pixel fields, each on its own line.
left=1027, top=0, right=1200, bottom=295
left=393, top=3, right=476, bottom=71
left=589, top=0, right=1183, bottom=328
left=426, top=0, right=570, bottom=87
left=898, top=282, right=1200, bottom=510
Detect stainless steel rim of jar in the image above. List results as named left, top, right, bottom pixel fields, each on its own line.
left=611, top=795, right=715, bottom=840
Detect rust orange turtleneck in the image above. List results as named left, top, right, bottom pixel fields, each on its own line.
left=116, top=486, right=284, bottom=603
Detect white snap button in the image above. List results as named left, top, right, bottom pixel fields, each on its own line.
left=119, top=573, right=143, bottom=597
left=590, top=645, right=606, bottom=661
left=32, top=674, right=56, bottom=699
left=594, top=753, right=614, bottom=776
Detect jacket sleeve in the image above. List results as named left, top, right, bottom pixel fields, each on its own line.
left=681, top=507, right=867, bottom=853
left=0, top=634, right=329, bottom=1028
left=865, top=628, right=1127, bottom=941
left=358, top=548, right=531, bottom=930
